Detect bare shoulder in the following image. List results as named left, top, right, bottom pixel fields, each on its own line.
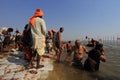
left=80, top=45, right=85, bottom=49
left=82, top=45, right=86, bottom=49
left=81, top=45, right=88, bottom=52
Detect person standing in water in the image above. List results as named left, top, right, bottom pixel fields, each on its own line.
left=64, top=41, right=73, bottom=62
left=28, top=8, right=46, bottom=69
left=55, top=27, right=64, bottom=62
left=71, top=40, right=88, bottom=69
left=51, top=29, right=57, bottom=51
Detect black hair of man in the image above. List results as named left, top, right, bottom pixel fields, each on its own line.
left=24, top=24, right=28, bottom=29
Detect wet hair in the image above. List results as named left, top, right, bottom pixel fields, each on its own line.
left=15, top=30, right=19, bottom=33
left=75, top=39, right=81, bottom=46
left=60, top=27, right=64, bottom=31
left=75, top=39, right=80, bottom=43
left=95, top=43, right=103, bottom=50
left=68, top=41, right=71, bottom=43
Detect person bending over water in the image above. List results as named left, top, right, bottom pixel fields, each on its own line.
left=84, top=43, right=106, bottom=71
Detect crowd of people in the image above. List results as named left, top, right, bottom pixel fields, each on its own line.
left=0, top=8, right=106, bottom=72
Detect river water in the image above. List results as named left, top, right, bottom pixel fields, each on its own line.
left=46, top=41, right=120, bottom=80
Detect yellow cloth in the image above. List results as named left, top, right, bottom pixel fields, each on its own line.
left=36, top=48, right=45, bottom=56
left=33, top=37, right=45, bottom=56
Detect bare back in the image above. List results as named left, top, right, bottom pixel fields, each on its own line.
left=56, top=31, right=61, bottom=42
left=67, top=43, right=73, bottom=50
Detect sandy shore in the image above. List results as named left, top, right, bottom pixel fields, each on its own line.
left=0, top=45, right=54, bottom=80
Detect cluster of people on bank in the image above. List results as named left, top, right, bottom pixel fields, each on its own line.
left=0, top=8, right=106, bottom=71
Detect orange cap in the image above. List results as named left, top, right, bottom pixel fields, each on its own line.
left=29, top=8, right=44, bottom=26
left=34, top=8, right=44, bottom=17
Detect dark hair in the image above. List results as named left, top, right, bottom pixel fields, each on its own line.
left=39, top=16, right=42, bottom=18
left=68, top=41, right=71, bottom=43
left=95, top=43, right=103, bottom=50
left=16, top=30, right=19, bottom=33
left=60, top=27, right=64, bottom=33
left=7, top=28, right=13, bottom=32
left=60, top=27, right=64, bottom=30
left=25, top=24, right=28, bottom=29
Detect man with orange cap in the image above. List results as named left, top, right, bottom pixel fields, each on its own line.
left=28, top=8, right=46, bottom=69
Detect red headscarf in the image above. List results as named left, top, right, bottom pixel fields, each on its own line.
left=29, top=8, right=44, bottom=26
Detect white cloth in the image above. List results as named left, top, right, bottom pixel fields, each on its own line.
left=0, top=27, right=8, bottom=35
left=30, top=17, right=46, bottom=55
